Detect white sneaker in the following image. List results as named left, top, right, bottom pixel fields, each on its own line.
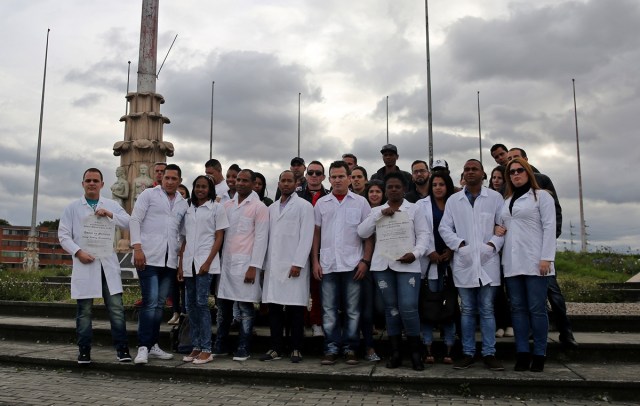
left=149, top=343, right=174, bottom=360
left=168, top=312, right=180, bottom=325
left=504, top=327, right=514, bottom=337
left=495, top=328, right=505, bottom=338
left=134, top=346, right=149, bottom=364
left=311, top=324, right=324, bottom=337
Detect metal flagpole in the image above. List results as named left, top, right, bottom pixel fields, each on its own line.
left=210, top=81, right=215, bottom=159
left=573, top=79, right=587, bottom=252
left=477, top=91, right=482, bottom=164
left=27, top=28, right=51, bottom=271
left=298, top=93, right=301, bottom=157
left=425, top=0, right=434, bottom=167
left=386, top=96, right=389, bottom=144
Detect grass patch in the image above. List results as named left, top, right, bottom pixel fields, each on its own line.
left=555, top=250, right=639, bottom=302
left=0, top=267, right=140, bottom=305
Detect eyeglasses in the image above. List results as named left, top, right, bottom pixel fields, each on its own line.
left=509, top=168, right=526, bottom=176
left=307, top=170, right=323, bottom=177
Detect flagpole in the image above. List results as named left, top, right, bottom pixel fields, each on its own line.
left=27, top=28, right=51, bottom=271
left=386, top=96, right=389, bottom=144
left=573, top=79, right=586, bottom=252
left=425, top=0, right=434, bottom=167
left=297, top=92, right=301, bottom=157
left=210, top=81, right=215, bottom=159
left=477, top=91, right=482, bottom=164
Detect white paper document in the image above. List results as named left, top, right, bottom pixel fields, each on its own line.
left=375, top=211, right=413, bottom=261
left=80, top=215, right=115, bottom=258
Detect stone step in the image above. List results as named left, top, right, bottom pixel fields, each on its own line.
left=0, top=338, right=637, bottom=402
left=1, top=315, right=639, bottom=363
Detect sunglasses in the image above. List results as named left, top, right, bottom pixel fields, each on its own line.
left=509, top=167, right=526, bottom=176
left=307, top=170, right=323, bottom=176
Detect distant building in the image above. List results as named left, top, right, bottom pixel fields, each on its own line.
left=0, top=225, right=72, bottom=269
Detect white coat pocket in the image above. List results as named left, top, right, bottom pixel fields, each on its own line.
left=480, top=244, right=496, bottom=266
left=455, top=245, right=473, bottom=269
left=346, top=208, right=361, bottom=225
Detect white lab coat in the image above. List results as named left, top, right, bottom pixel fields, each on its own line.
left=58, top=196, right=130, bottom=299
left=129, top=186, right=188, bottom=269
left=218, top=191, right=269, bottom=302
left=501, top=189, right=556, bottom=277
left=439, top=187, right=504, bottom=288
left=415, top=196, right=438, bottom=279
left=357, top=200, right=429, bottom=274
left=262, top=193, right=315, bottom=306
left=181, top=200, right=230, bottom=276
left=314, top=191, right=371, bottom=274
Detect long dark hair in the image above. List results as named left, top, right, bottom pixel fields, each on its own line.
left=254, top=172, right=268, bottom=201
left=428, top=172, right=455, bottom=202
left=191, top=175, right=217, bottom=206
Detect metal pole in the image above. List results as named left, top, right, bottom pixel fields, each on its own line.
left=210, top=81, right=215, bottom=159
left=386, top=96, right=389, bottom=144
left=298, top=92, right=301, bottom=157
left=477, top=91, right=482, bottom=164
left=573, top=79, right=587, bottom=252
left=425, top=0, right=434, bottom=167
left=27, top=28, right=50, bottom=270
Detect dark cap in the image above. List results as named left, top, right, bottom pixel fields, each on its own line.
left=380, top=144, right=398, bottom=154
left=290, top=157, right=305, bottom=166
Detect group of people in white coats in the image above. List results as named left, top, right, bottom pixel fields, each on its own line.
left=59, top=148, right=557, bottom=373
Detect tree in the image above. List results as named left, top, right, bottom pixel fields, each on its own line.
left=38, top=219, right=60, bottom=229
left=0, top=219, right=10, bottom=226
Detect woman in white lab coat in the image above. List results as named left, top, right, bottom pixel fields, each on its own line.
left=495, top=158, right=556, bottom=373
left=178, top=175, right=229, bottom=365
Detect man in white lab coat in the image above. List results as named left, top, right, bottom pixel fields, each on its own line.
left=215, top=169, right=269, bottom=361
left=130, top=163, right=188, bottom=364
left=260, top=170, right=315, bottom=363
left=58, top=168, right=131, bottom=364
left=439, top=159, right=505, bottom=371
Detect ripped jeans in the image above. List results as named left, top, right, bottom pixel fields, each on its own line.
left=372, top=269, right=421, bottom=336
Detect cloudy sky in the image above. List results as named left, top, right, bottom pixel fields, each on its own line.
left=0, top=0, right=638, bottom=252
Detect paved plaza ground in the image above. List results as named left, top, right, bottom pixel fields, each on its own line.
left=0, top=364, right=635, bottom=406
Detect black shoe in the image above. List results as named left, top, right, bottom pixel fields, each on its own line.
left=483, top=355, right=505, bottom=371
left=117, top=348, right=132, bottom=362
left=560, top=334, right=579, bottom=350
left=78, top=347, right=91, bottom=364
left=514, top=352, right=530, bottom=371
left=453, top=355, right=475, bottom=369
left=530, top=355, right=546, bottom=372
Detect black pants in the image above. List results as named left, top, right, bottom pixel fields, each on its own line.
left=268, top=304, right=305, bottom=353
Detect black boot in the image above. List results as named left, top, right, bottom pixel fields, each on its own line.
left=408, top=336, right=424, bottom=371
left=514, top=352, right=530, bottom=371
left=530, top=355, right=546, bottom=372
left=386, top=335, right=402, bottom=369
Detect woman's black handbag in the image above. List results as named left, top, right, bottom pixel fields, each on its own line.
left=419, top=266, right=458, bottom=324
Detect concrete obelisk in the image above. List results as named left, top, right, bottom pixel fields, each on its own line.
left=113, top=0, right=174, bottom=251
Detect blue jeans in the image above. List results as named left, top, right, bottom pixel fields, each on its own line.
left=215, top=299, right=254, bottom=354
left=321, top=270, right=361, bottom=355
left=421, top=279, right=456, bottom=346
left=138, top=265, right=175, bottom=348
left=360, top=271, right=384, bottom=349
left=506, top=275, right=549, bottom=356
left=184, top=273, right=213, bottom=352
left=458, top=285, right=498, bottom=357
left=373, top=269, right=421, bottom=337
left=76, top=268, right=128, bottom=350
